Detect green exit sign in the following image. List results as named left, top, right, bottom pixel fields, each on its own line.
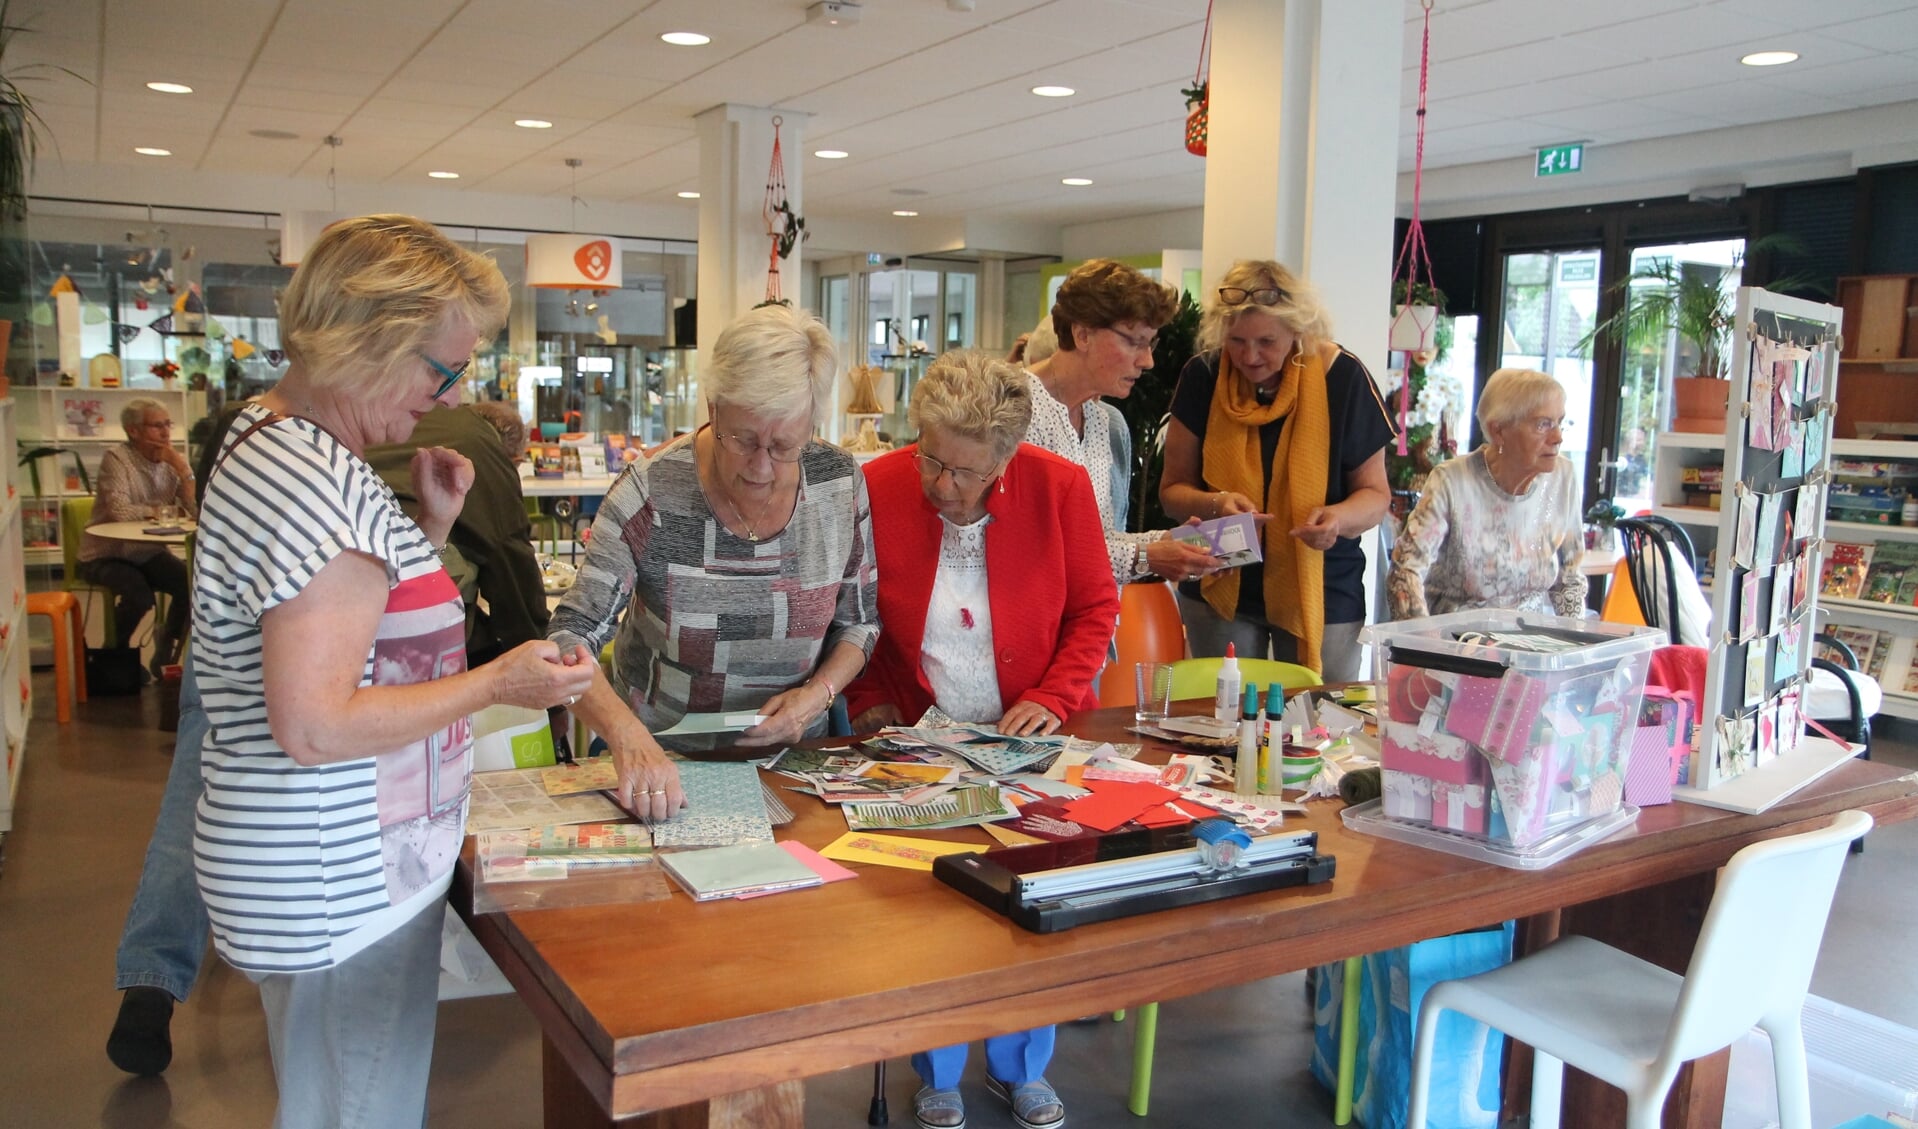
left=1536, top=143, right=1585, bottom=177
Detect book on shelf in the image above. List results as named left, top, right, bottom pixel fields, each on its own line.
left=1820, top=542, right=1875, bottom=601
left=1821, top=626, right=1882, bottom=673
left=1861, top=542, right=1918, bottom=605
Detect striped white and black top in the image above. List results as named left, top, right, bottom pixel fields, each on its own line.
left=191, top=406, right=471, bottom=974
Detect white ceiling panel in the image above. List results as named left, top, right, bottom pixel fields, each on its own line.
left=1816, top=7, right=1918, bottom=50
left=23, top=0, right=1918, bottom=235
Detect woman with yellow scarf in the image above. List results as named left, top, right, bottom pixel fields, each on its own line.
left=1159, top=260, right=1396, bottom=680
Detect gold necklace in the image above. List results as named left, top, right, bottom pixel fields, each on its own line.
left=708, top=445, right=782, bottom=542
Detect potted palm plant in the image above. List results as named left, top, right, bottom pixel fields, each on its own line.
left=0, top=1, right=81, bottom=386
left=1582, top=238, right=1812, bottom=433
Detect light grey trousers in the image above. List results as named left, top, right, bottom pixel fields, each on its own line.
left=250, top=900, right=444, bottom=1129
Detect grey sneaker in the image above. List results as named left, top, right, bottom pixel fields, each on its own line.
left=913, top=1085, right=966, bottom=1129
left=985, top=1075, right=1064, bottom=1129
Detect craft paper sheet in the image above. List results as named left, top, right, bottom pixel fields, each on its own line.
left=650, top=760, right=775, bottom=848
left=1739, top=569, right=1763, bottom=643
left=1733, top=490, right=1759, bottom=570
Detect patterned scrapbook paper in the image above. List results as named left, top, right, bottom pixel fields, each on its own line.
left=650, top=760, right=775, bottom=848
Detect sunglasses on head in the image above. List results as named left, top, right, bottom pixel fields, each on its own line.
left=1217, top=286, right=1288, bottom=307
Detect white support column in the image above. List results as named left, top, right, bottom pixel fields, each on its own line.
left=693, top=104, right=808, bottom=365
left=1197, top=0, right=1403, bottom=659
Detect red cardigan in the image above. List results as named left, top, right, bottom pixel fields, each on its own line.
left=845, top=443, right=1120, bottom=725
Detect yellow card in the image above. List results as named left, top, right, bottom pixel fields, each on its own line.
left=980, top=822, right=1047, bottom=848
left=540, top=760, right=620, bottom=796
left=818, top=831, right=981, bottom=872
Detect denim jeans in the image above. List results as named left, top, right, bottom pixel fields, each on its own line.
left=912, top=1025, right=1056, bottom=1089
left=114, top=654, right=210, bottom=1001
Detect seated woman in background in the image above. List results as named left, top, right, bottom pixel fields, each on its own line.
left=1387, top=367, right=1587, bottom=619
left=1159, top=259, right=1395, bottom=680
left=80, top=397, right=196, bottom=676
left=846, top=349, right=1118, bottom=1129
left=548, top=304, right=880, bottom=822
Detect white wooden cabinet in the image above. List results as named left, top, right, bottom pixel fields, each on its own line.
left=1, top=397, right=30, bottom=833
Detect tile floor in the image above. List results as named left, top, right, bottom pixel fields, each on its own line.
left=0, top=673, right=1913, bottom=1129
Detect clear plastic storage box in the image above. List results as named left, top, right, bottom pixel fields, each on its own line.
left=1362, top=611, right=1664, bottom=848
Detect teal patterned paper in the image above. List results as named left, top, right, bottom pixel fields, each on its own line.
left=651, top=760, right=775, bottom=848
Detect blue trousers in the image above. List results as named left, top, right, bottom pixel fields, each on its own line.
left=911, top=1026, right=1055, bottom=1090
left=114, top=655, right=210, bottom=1001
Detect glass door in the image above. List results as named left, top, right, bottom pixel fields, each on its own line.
left=1607, top=237, right=1745, bottom=517
left=1497, top=249, right=1602, bottom=494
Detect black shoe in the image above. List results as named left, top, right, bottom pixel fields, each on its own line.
left=107, top=986, right=174, bottom=1075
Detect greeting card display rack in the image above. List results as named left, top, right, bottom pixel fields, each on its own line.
left=1679, top=288, right=1853, bottom=812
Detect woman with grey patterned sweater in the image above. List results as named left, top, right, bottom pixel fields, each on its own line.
left=548, top=305, right=880, bottom=822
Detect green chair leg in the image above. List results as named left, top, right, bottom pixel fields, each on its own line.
left=1127, top=1001, right=1159, bottom=1116
left=1334, top=956, right=1363, bottom=1125
left=1112, top=1008, right=1125, bottom=1021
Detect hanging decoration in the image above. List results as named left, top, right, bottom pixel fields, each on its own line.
left=759, top=115, right=805, bottom=307
left=1182, top=0, right=1211, bottom=157
left=1389, top=0, right=1441, bottom=457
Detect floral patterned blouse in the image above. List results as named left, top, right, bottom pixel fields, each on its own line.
left=1387, top=446, right=1586, bottom=620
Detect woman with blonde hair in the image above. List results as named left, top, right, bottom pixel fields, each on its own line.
left=1388, top=367, right=1586, bottom=618
left=191, top=214, right=595, bottom=1128
left=1159, top=259, right=1396, bottom=679
left=847, top=348, right=1117, bottom=1129
left=549, top=303, right=880, bottom=819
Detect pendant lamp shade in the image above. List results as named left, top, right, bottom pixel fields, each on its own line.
left=527, top=233, right=623, bottom=289
left=279, top=211, right=343, bottom=268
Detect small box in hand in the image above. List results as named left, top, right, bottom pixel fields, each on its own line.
left=1173, top=512, right=1262, bottom=569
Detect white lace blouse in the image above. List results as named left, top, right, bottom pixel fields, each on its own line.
left=1023, top=374, right=1158, bottom=588
left=920, top=514, right=1003, bottom=723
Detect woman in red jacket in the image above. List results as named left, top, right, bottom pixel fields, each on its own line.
left=847, top=349, right=1118, bottom=1128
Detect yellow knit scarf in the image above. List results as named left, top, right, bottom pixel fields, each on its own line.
left=1198, top=342, right=1333, bottom=672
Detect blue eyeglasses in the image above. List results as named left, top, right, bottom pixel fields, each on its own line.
left=423, top=354, right=473, bottom=398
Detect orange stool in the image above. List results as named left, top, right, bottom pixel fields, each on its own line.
left=25, top=590, right=88, bottom=723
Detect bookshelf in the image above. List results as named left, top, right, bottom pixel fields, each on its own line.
left=13, top=385, right=207, bottom=571
left=1654, top=423, right=1918, bottom=725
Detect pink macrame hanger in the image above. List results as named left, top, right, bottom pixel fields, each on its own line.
left=763, top=116, right=788, bottom=305
left=1390, top=0, right=1438, bottom=456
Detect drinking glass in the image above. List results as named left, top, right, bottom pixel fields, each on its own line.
left=1134, top=662, right=1175, bottom=723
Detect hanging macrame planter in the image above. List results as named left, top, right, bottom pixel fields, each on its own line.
left=1182, top=1, right=1211, bottom=156
left=759, top=115, right=806, bottom=308
left=1390, top=0, right=1442, bottom=453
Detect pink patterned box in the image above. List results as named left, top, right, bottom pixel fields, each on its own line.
left=1382, top=771, right=1434, bottom=822
left=1430, top=780, right=1489, bottom=834
left=1382, top=720, right=1489, bottom=786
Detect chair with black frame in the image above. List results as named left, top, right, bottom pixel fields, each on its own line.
left=1615, top=517, right=1689, bottom=645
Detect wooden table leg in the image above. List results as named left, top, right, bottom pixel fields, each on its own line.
left=1551, top=868, right=1726, bottom=1129
left=540, top=1037, right=805, bottom=1128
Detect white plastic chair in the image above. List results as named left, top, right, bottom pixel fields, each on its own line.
left=1406, top=809, right=1872, bottom=1129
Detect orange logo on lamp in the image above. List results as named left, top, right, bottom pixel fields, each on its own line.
left=574, top=241, right=613, bottom=283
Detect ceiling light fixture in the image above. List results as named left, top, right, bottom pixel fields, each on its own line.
left=429, top=170, right=460, bottom=179
left=146, top=81, right=192, bottom=95
left=677, top=190, right=701, bottom=199
left=1061, top=177, right=1093, bottom=186
left=1031, top=85, right=1075, bottom=98
left=1740, top=50, right=1799, bottom=66
left=515, top=118, right=554, bottom=129
left=805, top=1, right=862, bottom=27
left=660, top=31, right=711, bottom=46
left=134, top=146, right=172, bottom=157
left=814, top=149, right=849, bottom=159
left=892, top=210, right=918, bottom=217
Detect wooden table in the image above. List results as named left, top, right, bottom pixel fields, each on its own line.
left=88, top=519, right=194, bottom=545
left=453, top=707, right=1918, bottom=1129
